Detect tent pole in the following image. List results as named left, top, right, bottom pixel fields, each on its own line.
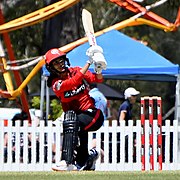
left=175, top=74, right=180, bottom=122
left=40, top=75, right=45, bottom=121
left=175, top=74, right=180, bottom=163
left=45, top=78, right=50, bottom=125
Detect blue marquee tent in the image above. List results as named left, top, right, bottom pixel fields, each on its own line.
left=67, top=30, right=180, bottom=82
left=67, top=30, right=180, bottom=121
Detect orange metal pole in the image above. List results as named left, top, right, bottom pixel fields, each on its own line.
left=108, top=0, right=174, bottom=27
left=0, top=8, right=31, bottom=123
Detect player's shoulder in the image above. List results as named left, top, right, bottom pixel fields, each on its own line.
left=120, top=100, right=129, bottom=107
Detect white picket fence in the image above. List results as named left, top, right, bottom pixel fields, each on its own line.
left=0, top=119, right=180, bottom=171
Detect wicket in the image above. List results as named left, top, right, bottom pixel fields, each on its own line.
left=141, top=96, right=162, bottom=171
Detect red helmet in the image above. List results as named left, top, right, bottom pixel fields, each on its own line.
left=45, top=48, right=66, bottom=65
left=45, top=48, right=70, bottom=75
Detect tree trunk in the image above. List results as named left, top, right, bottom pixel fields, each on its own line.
left=42, top=0, right=82, bottom=53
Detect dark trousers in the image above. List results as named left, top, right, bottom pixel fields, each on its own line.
left=75, top=109, right=104, bottom=167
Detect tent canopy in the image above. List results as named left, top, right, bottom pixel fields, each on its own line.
left=68, top=30, right=180, bottom=81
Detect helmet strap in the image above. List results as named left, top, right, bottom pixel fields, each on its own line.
left=65, top=58, right=70, bottom=66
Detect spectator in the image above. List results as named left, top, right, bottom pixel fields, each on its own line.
left=12, top=110, right=28, bottom=126
left=89, top=83, right=107, bottom=120
left=11, top=110, right=28, bottom=163
left=118, top=87, right=140, bottom=162
left=118, top=87, right=140, bottom=124
left=4, top=109, right=41, bottom=163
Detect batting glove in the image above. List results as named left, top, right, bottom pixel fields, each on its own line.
left=86, top=57, right=94, bottom=65
left=93, top=52, right=107, bottom=71
left=94, top=63, right=103, bottom=74
left=86, top=45, right=103, bottom=65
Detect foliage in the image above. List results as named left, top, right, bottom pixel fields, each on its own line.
left=1, top=0, right=180, bottom=119
left=50, top=99, right=63, bottom=120
left=31, top=96, right=63, bottom=120
left=2, top=0, right=44, bottom=59
left=31, top=96, right=41, bottom=109
left=83, top=0, right=180, bottom=118
left=1, top=0, right=44, bottom=94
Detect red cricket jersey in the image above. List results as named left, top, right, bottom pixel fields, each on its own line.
left=52, top=67, right=103, bottom=112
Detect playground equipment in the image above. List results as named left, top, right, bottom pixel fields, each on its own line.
left=0, top=0, right=179, bottom=122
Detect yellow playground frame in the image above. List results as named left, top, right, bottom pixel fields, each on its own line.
left=0, top=0, right=179, bottom=99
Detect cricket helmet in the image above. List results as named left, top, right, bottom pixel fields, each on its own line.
left=45, top=48, right=70, bottom=74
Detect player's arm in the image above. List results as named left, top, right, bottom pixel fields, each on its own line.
left=80, top=62, right=91, bottom=74
left=83, top=67, right=103, bottom=84
left=119, top=110, right=127, bottom=122
left=80, top=62, right=103, bottom=80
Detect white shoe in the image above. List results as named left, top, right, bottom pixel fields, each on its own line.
left=52, top=160, right=78, bottom=171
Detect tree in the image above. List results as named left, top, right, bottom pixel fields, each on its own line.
left=42, top=0, right=82, bottom=53
left=0, top=0, right=179, bottom=118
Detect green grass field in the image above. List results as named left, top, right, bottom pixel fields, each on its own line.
left=0, top=171, right=180, bottom=180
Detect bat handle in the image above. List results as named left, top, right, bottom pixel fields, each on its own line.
left=87, top=32, right=97, bottom=46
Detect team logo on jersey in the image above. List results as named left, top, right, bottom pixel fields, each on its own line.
left=64, top=84, right=85, bottom=98
left=53, top=80, right=62, bottom=91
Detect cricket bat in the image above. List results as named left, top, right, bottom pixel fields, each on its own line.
left=82, top=9, right=97, bottom=46
left=82, top=9, right=107, bottom=71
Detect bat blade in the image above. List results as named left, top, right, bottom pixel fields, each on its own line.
left=82, top=9, right=97, bottom=46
